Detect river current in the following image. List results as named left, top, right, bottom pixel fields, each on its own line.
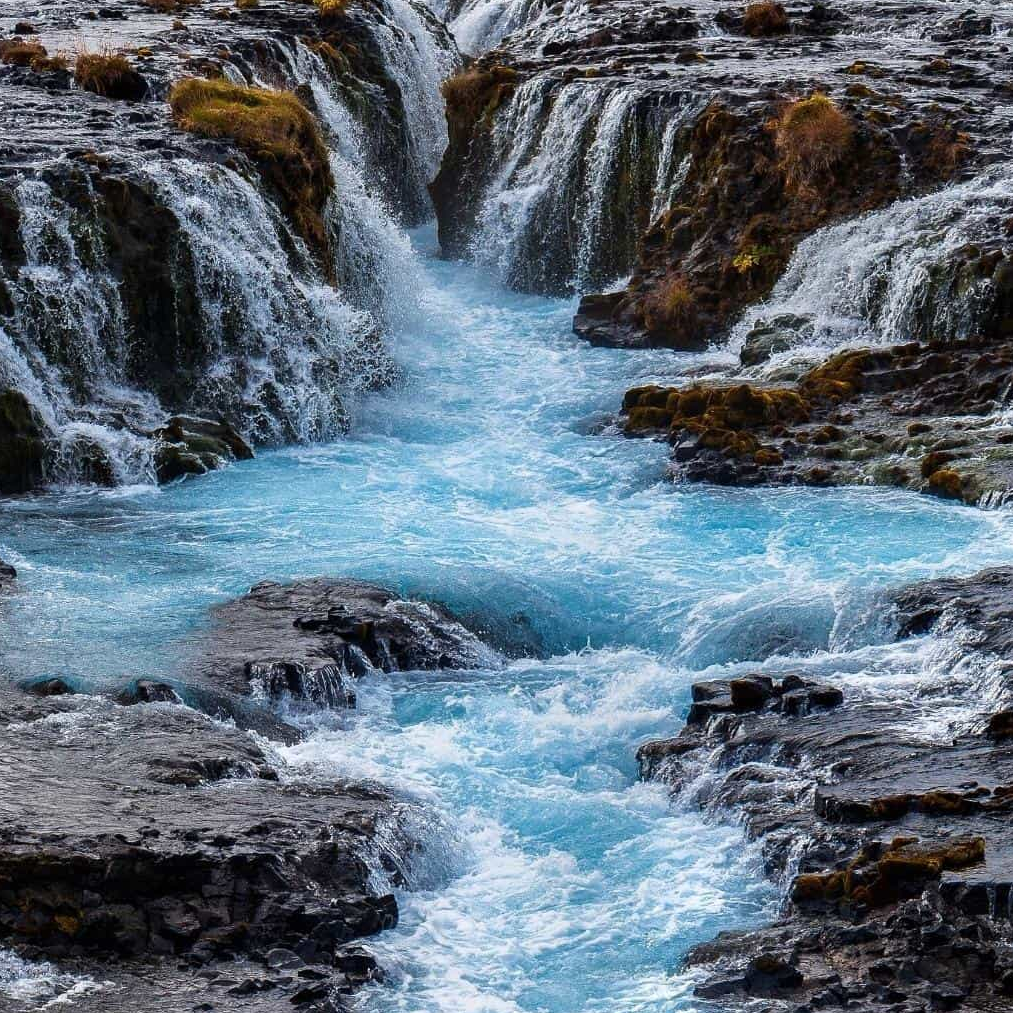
left=2, top=229, right=1013, bottom=1011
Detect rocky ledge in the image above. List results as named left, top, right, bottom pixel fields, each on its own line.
left=621, top=335, right=1013, bottom=506
left=639, top=566, right=1013, bottom=1011
left=0, top=575, right=499, bottom=1010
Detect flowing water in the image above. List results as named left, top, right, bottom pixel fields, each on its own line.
left=4, top=228, right=1013, bottom=1011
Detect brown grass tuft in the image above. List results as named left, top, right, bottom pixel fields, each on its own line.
left=145, top=0, right=202, bottom=11
left=774, top=93, right=854, bottom=192
left=75, top=51, right=147, bottom=100
left=442, top=66, right=518, bottom=129
left=0, top=39, right=47, bottom=67
left=742, top=1, right=789, bottom=36
left=643, top=276, right=695, bottom=332
left=168, top=77, right=333, bottom=261
left=315, top=0, right=351, bottom=16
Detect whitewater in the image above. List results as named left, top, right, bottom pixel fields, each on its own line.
left=3, top=224, right=1013, bottom=1011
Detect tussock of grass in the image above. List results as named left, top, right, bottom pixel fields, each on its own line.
left=774, top=93, right=854, bottom=192
left=441, top=66, right=518, bottom=127
left=0, top=39, right=47, bottom=67
left=75, top=51, right=146, bottom=100
left=742, top=1, right=789, bottom=36
left=315, top=0, right=351, bottom=16
left=643, top=276, right=694, bottom=331
left=145, top=0, right=202, bottom=12
left=168, top=77, right=333, bottom=259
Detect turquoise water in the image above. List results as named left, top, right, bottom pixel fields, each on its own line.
left=3, top=229, right=1013, bottom=1011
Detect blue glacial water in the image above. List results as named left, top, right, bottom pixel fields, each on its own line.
left=3, top=229, right=1013, bottom=1011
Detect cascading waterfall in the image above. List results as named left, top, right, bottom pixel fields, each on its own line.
left=139, top=158, right=392, bottom=446
left=0, top=177, right=160, bottom=486
left=470, top=80, right=699, bottom=294
left=730, top=165, right=1013, bottom=364
left=0, top=0, right=459, bottom=489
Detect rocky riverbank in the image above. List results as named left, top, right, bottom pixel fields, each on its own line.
left=0, top=576, right=499, bottom=1011
left=637, top=566, right=1013, bottom=1010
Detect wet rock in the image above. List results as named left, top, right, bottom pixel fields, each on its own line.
left=175, top=577, right=500, bottom=735
left=621, top=336, right=1013, bottom=505
left=0, top=388, right=46, bottom=494
left=645, top=567, right=1013, bottom=1010
left=153, top=416, right=254, bottom=484
left=739, top=314, right=813, bottom=366
left=0, top=558, right=15, bottom=581
left=0, top=684, right=405, bottom=1002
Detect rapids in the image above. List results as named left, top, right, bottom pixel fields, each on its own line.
left=3, top=229, right=1013, bottom=1011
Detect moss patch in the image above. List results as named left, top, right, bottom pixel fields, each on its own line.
left=168, top=78, right=334, bottom=268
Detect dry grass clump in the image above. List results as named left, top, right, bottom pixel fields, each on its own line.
left=75, top=51, right=147, bottom=100
left=145, top=0, right=202, bottom=12
left=0, top=39, right=47, bottom=67
left=168, top=77, right=333, bottom=256
left=441, top=66, right=518, bottom=127
left=642, top=276, right=695, bottom=332
left=315, top=0, right=351, bottom=15
left=742, top=1, right=789, bottom=36
left=236, top=0, right=259, bottom=8
left=168, top=77, right=327, bottom=167
left=773, top=92, right=854, bottom=192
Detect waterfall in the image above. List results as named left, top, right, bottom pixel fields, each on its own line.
left=140, top=158, right=393, bottom=446
left=731, top=166, right=1013, bottom=362
left=0, top=0, right=460, bottom=490
left=468, top=80, right=699, bottom=294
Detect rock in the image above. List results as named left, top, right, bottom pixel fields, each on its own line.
left=648, top=567, right=1013, bottom=1010
left=174, top=577, right=500, bottom=737
left=0, top=683, right=405, bottom=1003
left=739, top=314, right=813, bottom=366
left=116, top=680, right=184, bottom=705
left=0, top=388, right=46, bottom=494
left=153, top=416, right=254, bottom=484
left=0, top=558, right=15, bottom=581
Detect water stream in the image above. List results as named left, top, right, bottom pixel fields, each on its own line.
left=3, top=229, right=1013, bottom=1011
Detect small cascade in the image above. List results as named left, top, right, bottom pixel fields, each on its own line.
left=469, top=79, right=699, bottom=295
left=140, top=158, right=393, bottom=445
left=731, top=166, right=1013, bottom=363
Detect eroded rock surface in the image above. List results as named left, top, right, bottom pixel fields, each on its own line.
left=0, top=684, right=402, bottom=1012
left=638, top=568, right=1013, bottom=1010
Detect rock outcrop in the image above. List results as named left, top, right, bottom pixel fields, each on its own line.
left=621, top=337, right=1013, bottom=505
left=638, top=567, right=1013, bottom=1010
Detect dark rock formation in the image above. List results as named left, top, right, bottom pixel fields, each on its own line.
left=0, top=388, right=45, bottom=494
left=621, top=336, right=1013, bottom=505
left=638, top=568, right=1013, bottom=1010
left=168, top=577, right=499, bottom=739
left=0, top=682, right=402, bottom=1011
left=0, top=557, right=15, bottom=581
left=152, top=415, right=254, bottom=484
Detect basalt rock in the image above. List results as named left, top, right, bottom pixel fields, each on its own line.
left=640, top=568, right=1013, bottom=1010
left=621, top=336, right=1013, bottom=504
left=179, top=577, right=500, bottom=733
left=0, top=388, right=46, bottom=494
left=0, top=682, right=406, bottom=1010
left=152, top=415, right=254, bottom=484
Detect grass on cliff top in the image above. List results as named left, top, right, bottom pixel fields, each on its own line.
left=168, top=78, right=328, bottom=168
left=441, top=66, right=518, bottom=127
left=774, top=93, right=854, bottom=192
left=742, top=1, right=789, bottom=36
left=168, top=77, right=333, bottom=259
